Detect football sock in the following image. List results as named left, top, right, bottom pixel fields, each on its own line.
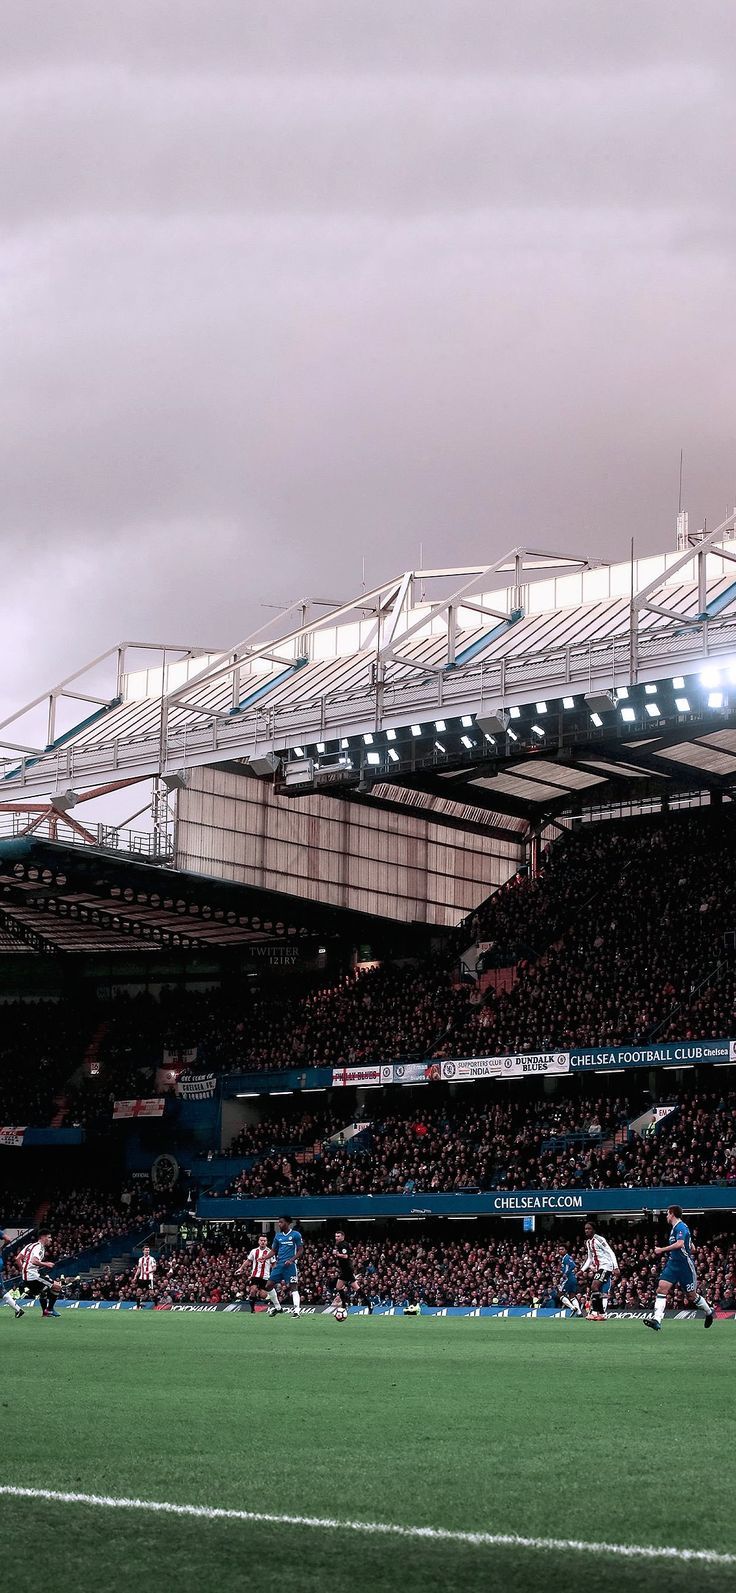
left=695, top=1294, right=713, bottom=1315
left=291, top=1290, right=300, bottom=1312
left=560, top=1295, right=574, bottom=1312
left=601, top=1296, right=608, bottom=1312
left=653, top=1293, right=667, bottom=1322
left=266, top=1288, right=281, bottom=1310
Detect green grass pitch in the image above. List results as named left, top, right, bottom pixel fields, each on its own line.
left=1, top=1312, right=733, bottom=1592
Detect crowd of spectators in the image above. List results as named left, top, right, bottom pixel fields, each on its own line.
left=3, top=809, right=736, bottom=1127
left=66, top=1226, right=736, bottom=1314
left=226, top=1084, right=736, bottom=1198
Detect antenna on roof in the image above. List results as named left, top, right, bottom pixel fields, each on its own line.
left=678, top=448, right=684, bottom=514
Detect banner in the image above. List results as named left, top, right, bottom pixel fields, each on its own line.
left=331, top=1066, right=382, bottom=1087
left=570, top=1038, right=732, bottom=1071
left=176, top=1072, right=217, bottom=1101
left=0, top=1126, right=26, bottom=1147
left=112, top=1099, right=166, bottom=1120
left=380, top=1062, right=442, bottom=1085
left=52, top=1299, right=736, bottom=1319
left=441, top=1052, right=570, bottom=1082
left=199, top=1183, right=736, bottom=1221
left=163, top=1047, right=198, bottom=1067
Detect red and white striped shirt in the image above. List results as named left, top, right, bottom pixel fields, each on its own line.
left=135, top=1253, right=157, bottom=1282
left=18, top=1241, right=45, bottom=1281
left=248, top=1246, right=272, bottom=1282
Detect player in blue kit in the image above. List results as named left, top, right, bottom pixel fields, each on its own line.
left=559, top=1248, right=582, bottom=1316
left=643, top=1205, right=714, bottom=1332
left=265, top=1216, right=303, bottom=1317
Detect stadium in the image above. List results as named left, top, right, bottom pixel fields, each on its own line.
left=3, top=517, right=736, bottom=1589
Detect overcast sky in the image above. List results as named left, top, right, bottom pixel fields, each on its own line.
left=2, top=0, right=735, bottom=730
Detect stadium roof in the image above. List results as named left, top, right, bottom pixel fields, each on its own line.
left=0, top=839, right=435, bottom=957
left=2, top=515, right=736, bottom=837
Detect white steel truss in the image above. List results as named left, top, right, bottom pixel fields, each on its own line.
left=3, top=536, right=736, bottom=800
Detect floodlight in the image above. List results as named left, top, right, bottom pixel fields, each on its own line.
left=531, top=724, right=544, bottom=738
left=461, top=735, right=474, bottom=748
left=316, top=742, right=325, bottom=754
left=341, top=738, right=349, bottom=748
left=507, top=729, right=518, bottom=741
left=434, top=720, right=446, bottom=732
left=590, top=713, right=603, bottom=728
left=615, top=686, right=629, bottom=700
left=672, top=676, right=685, bottom=689
left=675, top=697, right=690, bottom=712
left=535, top=701, right=547, bottom=714
left=293, top=746, right=304, bottom=757
left=700, top=667, right=721, bottom=688
left=563, top=697, right=575, bottom=709
left=363, top=733, right=374, bottom=745
left=645, top=683, right=657, bottom=695
left=411, top=724, right=422, bottom=737
left=645, top=702, right=660, bottom=718
left=461, top=716, right=473, bottom=728
left=435, top=740, right=446, bottom=752
left=509, top=706, right=521, bottom=719
left=388, top=748, right=399, bottom=762
left=708, top=692, right=724, bottom=709
left=386, top=729, right=396, bottom=741
left=620, top=707, right=636, bottom=723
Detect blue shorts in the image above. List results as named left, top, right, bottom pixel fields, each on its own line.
left=561, top=1276, right=578, bottom=1295
left=270, top=1263, right=297, bottom=1287
left=661, top=1255, right=697, bottom=1291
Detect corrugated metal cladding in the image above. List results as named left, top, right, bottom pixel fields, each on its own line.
left=176, top=768, right=523, bottom=928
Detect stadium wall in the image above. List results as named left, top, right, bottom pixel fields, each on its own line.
left=175, top=766, right=522, bottom=927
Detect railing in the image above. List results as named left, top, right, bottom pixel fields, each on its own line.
left=0, top=810, right=172, bottom=859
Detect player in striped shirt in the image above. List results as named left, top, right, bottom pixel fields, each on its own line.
left=16, top=1230, right=58, bottom=1317
left=132, top=1245, right=157, bottom=1307
left=580, top=1224, right=618, bottom=1318
left=0, top=1234, right=24, bottom=1319
left=238, top=1235, right=274, bottom=1312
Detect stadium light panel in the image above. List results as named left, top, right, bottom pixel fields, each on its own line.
left=236, top=1092, right=260, bottom=1098
left=483, top=733, right=496, bottom=744
left=366, top=752, right=381, bottom=765
left=507, top=728, right=518, bottom=741
left=562, top=697, right=575, bottom=709
left=615, top=686, right=629, bottom=700
left=645, top=683, right=657, bottom=695
left=460, top=735, right=474, bottom=748
left=315, top=742, right=325, bottom=754
left=293, top=746, right=304, bottom=757
left=434, top=719, right=446, bottom=732
left=672, top=676, right=685, bottom=689
left=535, top=701, right=547, bottom=715
left=270, top=1090, right=294, bottom=1095
left=435, top=740, right=446, bottom=752
left=700, top=666, right=721, bottom=688
left=363, top=732, right=374, bottom=745
left=675, top=697, right=690, bottom=712
left=708, top=691, right=724, bottom=709
left=645, top=702, right=660, bottom=717
left=411, top=724, right=422, bottom=737
left=590, top=712, right=603, bottom=727
left=509, top=706, right=521, bottom=719
left=620, top=706, right=636, bottom=723
left=531, top=724, right=545, bottom=737
left=388, top=748, right=399, bottom=762
left=461, top=715, right=474, bottom=728
left=341, top=738, right=349, bottom=748
left=386, top=728, right=396, bottom=741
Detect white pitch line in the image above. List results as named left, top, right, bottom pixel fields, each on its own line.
left=0, top=1485, right=733, bottom=1568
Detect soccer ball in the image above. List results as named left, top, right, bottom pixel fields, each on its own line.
left=334, top=1307, right=347, bottom=1322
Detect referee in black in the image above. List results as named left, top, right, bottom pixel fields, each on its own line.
left=333, top=1230, right=373, bottom=1315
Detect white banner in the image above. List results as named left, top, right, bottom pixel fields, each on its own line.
left=176, top=1072, right=217, bottom=1101
left=112, top=1099, right=166, bottom=1120
left=163, top=1047, right=198, bottom=1068
left=331, top=1066, right=382, bottom=1088
left=0, top=1126, right=26, bottom=1147
left=440, top=1052, right=570, bottom=1082
left=380, top=1062, right=442, bottom=1084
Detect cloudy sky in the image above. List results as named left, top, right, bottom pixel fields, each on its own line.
left=2, top=0, right=735, bottom=731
